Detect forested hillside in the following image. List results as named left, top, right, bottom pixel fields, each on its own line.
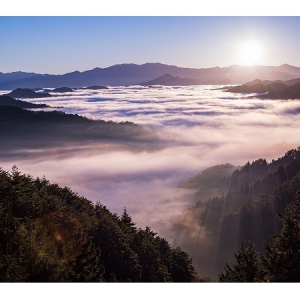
left=0, top=95, right=48, bottom=108
left=0, top=105, right=150, bottom=151
left=0, top=167, right=197, bottom=282
left=173, top=147, right=300, bottom=279
left=219, top=188, right=300, bottom=282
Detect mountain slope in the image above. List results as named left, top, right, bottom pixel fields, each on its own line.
left=173, top=147, right=300, bottom=279
left=263, top=81, right=300, bottom=99
left=226, top=78, right=300, bottom=99
left=0, top=105, right=146, bottom=149
left=0, top=95, right=48, bottom=109
left=6, top=88, right=51, bottom=98
left=0, top=167, right=197, bottom=282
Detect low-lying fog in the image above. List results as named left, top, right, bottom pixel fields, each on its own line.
left=1, top=85, right=300, bottom=240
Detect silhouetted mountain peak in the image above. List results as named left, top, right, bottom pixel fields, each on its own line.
left=142, top=73, right=199, bottom=86
left=159, top=73, right=176, bottom=79
left=65, top=71, right=82, bottom=75
left=83, top=85, right=108, bottom=90
left=245, top=79, right=262, bottom=86
left=280, top=63, right=293, bottom=67
left=226, top=77, right=300, bottom=99
left=226, top=82, right=267, bottom=93
left=52, top=87, right=73, bottom=93
left=6, top=88, right=51, bottom=98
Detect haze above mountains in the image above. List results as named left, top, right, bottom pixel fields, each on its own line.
left=1, top=63, right=300, bottom=89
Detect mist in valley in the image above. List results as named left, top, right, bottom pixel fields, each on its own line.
left=1, top=85, right=300, bottom=278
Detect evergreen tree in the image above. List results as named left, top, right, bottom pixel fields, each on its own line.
left=72, top=238, right=105, bottom=282
left=170, top=246, right=197, bottom=282
left=219, top=243, right=262, bottom=282
left=262, top=190, right=300, bottom=282
left=0, top=167, right=197, bottom=282
left=219, top=188, right=300, bottom=282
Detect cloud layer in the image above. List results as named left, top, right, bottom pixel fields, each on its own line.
left=1, top=85, right=300, bottom=240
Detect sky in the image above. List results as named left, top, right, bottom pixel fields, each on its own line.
left=1, top=16, right=300, bottom=74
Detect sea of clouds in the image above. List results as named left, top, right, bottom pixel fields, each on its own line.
left=1, top=85, right=300, bottom=240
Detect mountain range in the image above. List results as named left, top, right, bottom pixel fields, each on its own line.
left=1, top=63, right=300, bottom=89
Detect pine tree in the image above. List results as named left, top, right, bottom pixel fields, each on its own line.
left=219, top=243, right=262, bottom=282
left=262, top=190, right=300, bottom=282
left=170, top=246, right=197, bottom=282
left=73, top=238, right=105, bottom=282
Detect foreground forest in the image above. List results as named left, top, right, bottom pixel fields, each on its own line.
left=0, top=166, right=197, bottom=282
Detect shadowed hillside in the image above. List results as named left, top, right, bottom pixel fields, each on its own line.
left=172, top=147, right=300, bottom=279
left=219, top=188, right=300, bottom=282
left=6, top=88, right=51, bottom=98
left=52, top=87, right=74, bottom=93
left=0, top=105, right=153, bottom=151
left=0, top=95, right=48, bottom=109
left=226, top=78, right=300, bottom=99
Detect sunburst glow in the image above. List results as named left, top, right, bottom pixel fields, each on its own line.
left=239, top=42, right=262, bottom=65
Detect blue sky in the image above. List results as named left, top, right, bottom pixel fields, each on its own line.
left=1, top=16, right=300, bottom=74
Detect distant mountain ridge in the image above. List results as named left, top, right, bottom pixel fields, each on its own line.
left=1, top=63, right=300, bottom=89
left=6, top=88, right=52, bottom=98
left=226, top=78, right=300, bottom=99
left=141, top=73, right=200, bottom=86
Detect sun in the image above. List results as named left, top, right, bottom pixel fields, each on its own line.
left=239, top=41, right=262, bottom=65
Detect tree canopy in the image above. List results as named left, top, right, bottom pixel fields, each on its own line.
left=0, top=166, right=197, bottom=282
